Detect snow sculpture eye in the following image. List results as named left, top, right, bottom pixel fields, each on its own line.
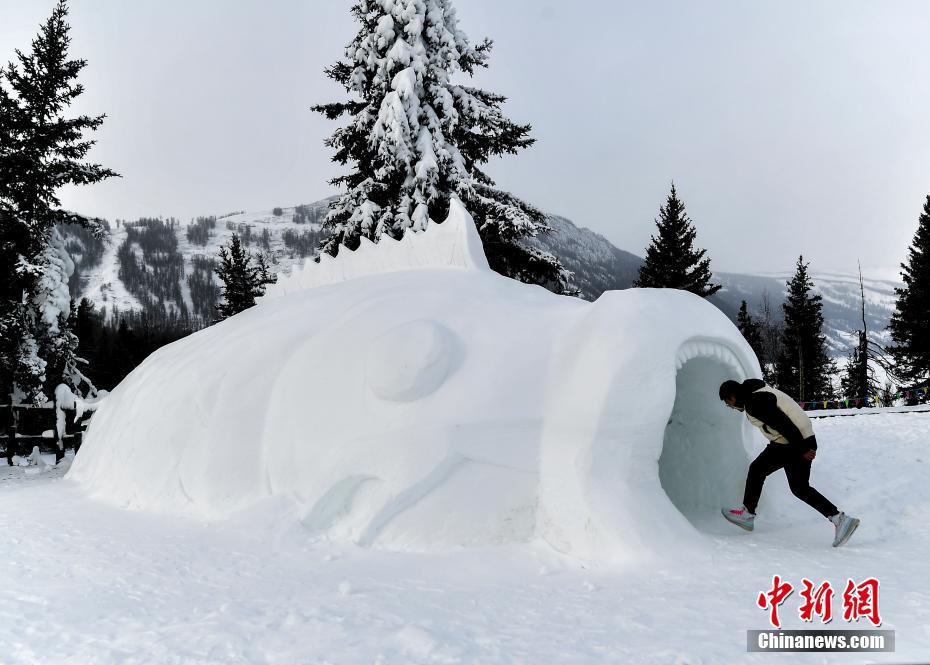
left=366, top=320, right=456, bottom=402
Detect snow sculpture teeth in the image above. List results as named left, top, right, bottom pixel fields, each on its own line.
left=674, top=339, right=743, bottom=375
left=260, top=197, right=489, bottom=301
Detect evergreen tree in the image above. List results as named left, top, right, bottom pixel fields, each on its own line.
left=312, top=0, right=572, bottom=293
left=888, top=195, right=930, bottom=394
left=34, top=228, right=97, bottom=396
left=840, top=342, right=873, bottom=405
left=113, top=317, right=136, bottom=380
left=214, top=234, right=274, bottom=321
left=773, top=256, right=834, bottom=402
left=840, top=265, right=879, bottom=405
left=74, top=298, right=98, bottom=352
left=736, top=300, right=765, bottom=368
left=633, top=184, right=721, bottom=297
left=0, top=0, right=117, bottom=403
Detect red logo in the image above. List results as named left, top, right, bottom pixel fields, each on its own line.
left=842, top=578, right=881, bottom=627
left=757, top=575, right=794, bottom=629
left=798, top=578, right=834, bottom=624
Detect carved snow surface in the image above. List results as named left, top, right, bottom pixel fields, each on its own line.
left=69, top=213, right=762, bottom=563
left=366, top=320, right=458, bottom=402
left=260, top=197, right=489, bottom=301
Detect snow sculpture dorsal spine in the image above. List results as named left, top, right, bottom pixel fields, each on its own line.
left=259, top=197, right=489, bottom=302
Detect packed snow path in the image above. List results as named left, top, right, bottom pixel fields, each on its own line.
left=2, top=413, right=928, bottom=664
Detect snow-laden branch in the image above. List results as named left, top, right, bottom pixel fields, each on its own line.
left=54, top=383, right=108, bottom=449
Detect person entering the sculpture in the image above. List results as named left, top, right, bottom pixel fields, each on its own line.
left=717, top=378, right=859, bottom=547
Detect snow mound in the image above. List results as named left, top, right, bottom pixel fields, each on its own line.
left=69, top=204, right=761, bottom=563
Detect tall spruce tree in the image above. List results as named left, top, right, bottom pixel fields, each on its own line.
left=633, top=184, right=721, bottom=297
left=736, top=300, right=766, bottom=370
left=312, top=0, right=572, bottom=293
left=0, top=0, right=117, bottom=404
left=214, top=234, right=274, bottom=321
left=888, top=196, right=930, bottom=393
left=773, top=256, right=834, bottom=402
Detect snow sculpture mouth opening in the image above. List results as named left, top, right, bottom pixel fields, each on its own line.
left=659, top=341, right=748, bottom=528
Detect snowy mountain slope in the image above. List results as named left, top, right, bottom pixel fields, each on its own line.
left=60, top=222, right=142, bottom=314
left=63, top=199, right=333, bottom=324
left=525, top=214, right=643, bottom=300
left=716, top=271, right=899, bottom=355
left=61, top=197, right=901, bottom=357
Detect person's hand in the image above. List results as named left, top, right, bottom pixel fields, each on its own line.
left=802, top=449, right=816, bottom=461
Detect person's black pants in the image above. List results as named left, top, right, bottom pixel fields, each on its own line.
left=743, top=443, right=838, bottom=518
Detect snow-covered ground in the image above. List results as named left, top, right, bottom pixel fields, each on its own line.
left=2, top=412, right=928, bottom=664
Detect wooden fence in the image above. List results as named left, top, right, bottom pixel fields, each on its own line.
left=1, top=401, right=91, bottom=464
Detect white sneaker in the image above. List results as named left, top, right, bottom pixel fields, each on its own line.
left=830, top=512, right=860, bottom=547
left=722, top=506, right=755, bottom=531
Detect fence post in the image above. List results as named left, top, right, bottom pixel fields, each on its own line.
left=6, top=400, right=17, bottom=466
left=54, top=394, right=65, bottom=464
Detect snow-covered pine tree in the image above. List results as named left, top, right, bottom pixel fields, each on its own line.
left=633, top=184, right=721, bottom=297
left=312, top=0, right=572, bottom=293
left=0, top=0, right=118, bottom=404
left=773, top=256, right=834, bottom=402
left=736, top=299, right=765, bottom=370
left=214, top=234, right=274, bottom=321
left=34, top=228, right=97, bottom=397
left=888, top=196, right=930, bottom=397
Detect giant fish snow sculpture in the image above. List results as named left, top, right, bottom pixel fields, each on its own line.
left=68, top=199, right=762, bottom=564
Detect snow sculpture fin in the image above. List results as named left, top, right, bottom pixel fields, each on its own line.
left=260, top=197, right=489, bottom=302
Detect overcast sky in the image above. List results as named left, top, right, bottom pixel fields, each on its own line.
left=2, top=1, right=929, bottom=275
